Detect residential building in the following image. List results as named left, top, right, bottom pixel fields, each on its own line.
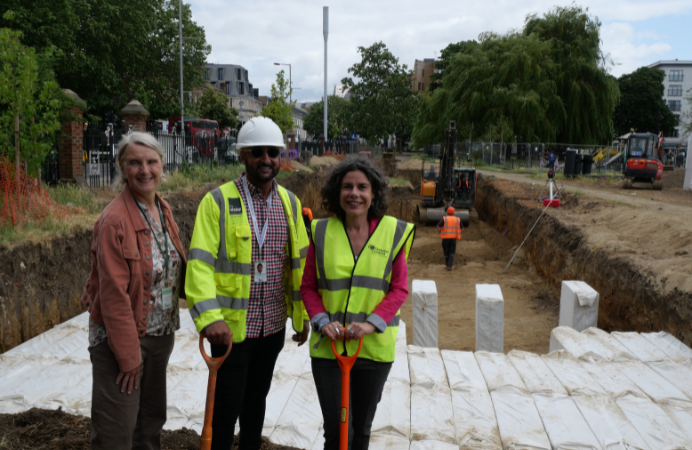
left=333, top=85, right=351, bottom=99
left=648, top=60, right=692, bottom=144
left=205, top=63, right=264, bottom=125
left=292, top=106, right=308, bottom=141
left=411, top=59, right=435, bottom=94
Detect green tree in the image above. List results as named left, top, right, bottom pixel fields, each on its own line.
left=341, top=42, right=420, bottom=144
left=261, top=70, right=294, bottom=136
left=0, top=23, right=66, bottom=173
left=303, top=95, right=348, bottom=139
left=0, top=0, right=211, bottom=120
left=198, top=87, right=238, bottom=129
left=612, top=67, right=679, bottom=136
left=429, top=41, right=478, bottom=93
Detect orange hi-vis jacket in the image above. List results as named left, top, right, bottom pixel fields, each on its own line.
left=458, top=178, right=469, bottom=190
left=440, top=215, right=462, bottom=240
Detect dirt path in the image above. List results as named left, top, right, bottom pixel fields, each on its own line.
left=400, top=221, right=559, bottom=354
left=479, top=169, right=692, bottom=211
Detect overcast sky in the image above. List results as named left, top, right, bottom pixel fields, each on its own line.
left=187, top=0, right=692, bottom=103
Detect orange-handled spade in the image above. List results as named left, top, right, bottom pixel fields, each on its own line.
left=331, top=336, right=363, bottom=450
left=199, top=334, right=232, bottom=450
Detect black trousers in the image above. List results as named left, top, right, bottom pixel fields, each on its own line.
left=210, top=329, right=285, bottom=450
left=442, top=239, right=457, bottom=268
left=312, top=357, right=392, bottom=450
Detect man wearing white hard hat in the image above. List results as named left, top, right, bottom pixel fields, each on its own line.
left=186, top=117, right=310, bottom=450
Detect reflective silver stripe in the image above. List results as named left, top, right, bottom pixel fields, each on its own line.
left=383, top=220, right=410, bottom=282
left=387, top=315, right=401, bottom=327
left=299, top=245, right=308, bottom=258
left=210, top=188, right=228, bottom=263
left=215, top=260, right=252, bottom=275
left=188, top=248, right=216, bottom=267
left=318, top=277, right=352, bottom=291
left=328, top=312, right=400, bottom=327
left=286, top=190, right=298, bottom=228
left=293, top=290, right=302, bottom=302
left=314, top=219, right=329, bottom=284
left=352, top=275, right=389, bottom=292
left=216, top=294, right=249, bottom=310
left=291, top=257, right=302, bottom=270
left=190, top=297, right=221, bottom=319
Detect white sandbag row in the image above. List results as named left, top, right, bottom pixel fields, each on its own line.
left=412, top=280, right=438, bottom=348
left=572, top=395, right=651, bottom=450
left=558, top=280, right=599, bottom=332
left=616, top=394, right=692, bottom=450
left=642, top=331, right=692, bottom=362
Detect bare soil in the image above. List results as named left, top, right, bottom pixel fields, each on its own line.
left=400, top=219, right=559, bottom=354
left=0, top=408, right=300, bottom=450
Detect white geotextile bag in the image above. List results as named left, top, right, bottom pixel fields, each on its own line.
left=389, top=342, right=411, bottom=384
left=262, top=367, right=306, bottom=437
left=410, top=384, right=456, bottom=444
left=549, top=326, right=612, bottom=360
left=642, top=331, right=692, bottom=362
left=450, top=388, right=502, bottom=449
left=2, top=326, right=83, bottom=360
left=612, top=360, right=691, bottom=405
left=616, top=394, right=692, bottom=450
left=489, top=389, right=551, bottom=450
left=660, top=402, right=692, bottom=443
left=165, top=367, right=209, bottom=434
left=507, top=350, right=567, bottom=395
left=475, top=351, right=528, bottom=394
left=441, top=350, right=488, bottom=392
left=413, top=280, right=438, bottom=348
left=168, top=334, right=206, bottom=370
left=558, top=280, right=599, bottom=332
left=410, top=439, right=458, bottom=450
left=571, top=395, right=651, bottom=450
left=647, top=359, right=692, bottom=402
left=269, top=370, right=324, bottom=450
left=475, top=284, right=503, bottom=353
left=532, top=392, right=602, bottom=450
left=53, top=311, right=90, bottom=330
left=371, top=380, right=411, bottom=439
left=310, top=427, right=325, bottom=450
left=578, top=360, right=646, bottom=399
left=371, top=434, right=411, bottom=450
left=582, top=327, right=637, bottom=361
left=408, top=346, right=448, bottom=388
left=177, top=310, right=199, bottom=336
left=611, top=332, right=670, bottom=362
left=541, top=352, right=606, bottom=397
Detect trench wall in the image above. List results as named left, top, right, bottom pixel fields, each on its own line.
left=0, top=174, right=414, bottom=352
left=475, top=178, right=692, bottom=345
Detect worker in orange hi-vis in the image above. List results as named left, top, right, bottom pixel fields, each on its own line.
left=436, top=207, right=463, bottom=271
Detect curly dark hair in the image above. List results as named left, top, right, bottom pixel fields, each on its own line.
left=321, top=158, right=389, bottom=221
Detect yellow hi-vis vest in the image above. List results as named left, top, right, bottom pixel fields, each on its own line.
left=308, top=216, right=415, bottom=362
left=185, top=181, right=310, bottom=342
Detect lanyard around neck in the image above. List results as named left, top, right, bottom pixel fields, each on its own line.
left=136, top=199, right=169, bottom=279
left=242, top=177, right=273, bottom=250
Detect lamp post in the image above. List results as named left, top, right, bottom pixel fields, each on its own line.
left=274, top=62, right=292, bottom=105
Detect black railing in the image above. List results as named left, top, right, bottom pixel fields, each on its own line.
left=40, top=146, right=60, bottom=186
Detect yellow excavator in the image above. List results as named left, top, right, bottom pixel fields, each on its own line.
left=417, top=121, right=476, bottom=227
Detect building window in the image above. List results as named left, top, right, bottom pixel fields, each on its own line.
left=422, top=69, right=425, bottom=77
left=668, top=129, right=680, bottom=138
left=239, top=82, right=244, bottom=95
left=668, top=85, right=683, bottom=96
left=669, top=70, right=684, bottom=82
left=237, top=68, right=242, bottom=80
left=218, top=68, right=224, bottom=80
left=226, top=83, right=231, bottom=95
left=204, top=68, right=211, bottom=80
left=245, top=70, right=249, bottom=81
left=669, top=100, right=682, bottom=112
left=418, top=82, right=421, bottom=91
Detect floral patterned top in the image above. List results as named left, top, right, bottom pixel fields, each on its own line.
left=88, top=200, right=181, bottom=348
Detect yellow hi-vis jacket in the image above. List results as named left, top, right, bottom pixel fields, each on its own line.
left=308, top=216, right=415, bottom=362
left=185, top=181, right=309, bottom=342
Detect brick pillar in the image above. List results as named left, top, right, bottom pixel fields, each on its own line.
left=120, top=100, right=149, bottom=133
left=287, top=130, right=296, bottom=149
left=59, top=89, right=86, bottom=182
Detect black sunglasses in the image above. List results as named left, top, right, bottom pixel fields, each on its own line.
left=245, top=147, right=281, bottom=158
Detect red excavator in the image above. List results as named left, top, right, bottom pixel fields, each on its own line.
left=622, top=132, right=663, bottom=190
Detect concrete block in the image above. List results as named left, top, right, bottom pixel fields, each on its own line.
left=475, top=284, right=504, bottom=353
left=558, top=281, right=599, bottom=332
left=413, top=280, right=438, bottom=348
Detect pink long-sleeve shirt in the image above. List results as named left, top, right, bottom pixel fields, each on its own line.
left=300, top=217, right=409, bottom=332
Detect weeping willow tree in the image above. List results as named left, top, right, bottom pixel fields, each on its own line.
left=412, top=5, right=619, bottom=148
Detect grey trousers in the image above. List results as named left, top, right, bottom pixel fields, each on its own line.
left=312, top=357, right=392, bottom=450
left=442, top=239, right=457, bottom=268
left=89, top=334, right=175, bottom=450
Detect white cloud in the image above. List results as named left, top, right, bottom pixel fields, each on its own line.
left=187, top=0, right=690, bottom=100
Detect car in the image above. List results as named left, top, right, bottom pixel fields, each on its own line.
left=217, top=135, right=239, bottom=164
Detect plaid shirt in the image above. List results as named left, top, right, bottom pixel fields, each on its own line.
left=235, top=174, right=288, bottom=338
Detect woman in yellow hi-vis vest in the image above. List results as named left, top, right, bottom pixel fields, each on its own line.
left=301, top=159, right=415, bottom=450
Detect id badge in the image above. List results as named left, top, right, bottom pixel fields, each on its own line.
left=254, top=260, right=267, bottom=283
left=162, top=287, right=173, bottom=309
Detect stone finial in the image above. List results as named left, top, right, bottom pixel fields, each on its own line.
left=63, top=89, right=87, bottom=110
left=120, top=100, right=150, bottom=117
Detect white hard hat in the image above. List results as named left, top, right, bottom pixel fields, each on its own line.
left=236, top=117, right=286, bottom=150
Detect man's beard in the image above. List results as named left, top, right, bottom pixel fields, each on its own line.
left=245, top=161, right=279, bottom=184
